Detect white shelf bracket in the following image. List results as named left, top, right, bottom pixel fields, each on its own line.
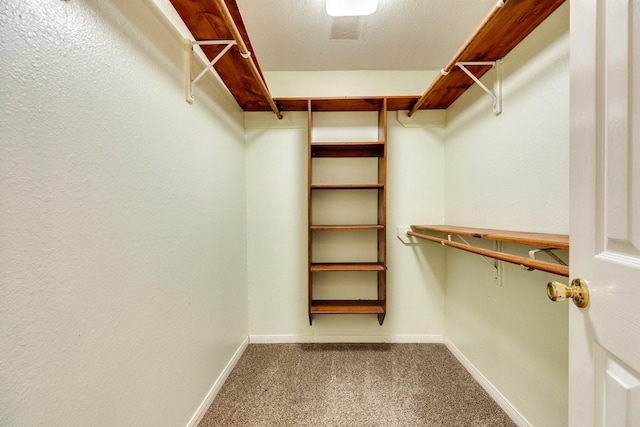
left=528, top=248, right=568, bottom=265
left=520, top=248, right=568, bottom=273
left=449, top=235, right=504, bottom=286
left=398, top=226, right=430, bottom=244
left=455, top=60, right=503, bottom=115
left=184, top=39, right=236, bottom=104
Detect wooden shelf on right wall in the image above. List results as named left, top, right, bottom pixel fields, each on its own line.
left=409, top=0, right=567, bottom=113
left=408, top=225, right=569, bottom=277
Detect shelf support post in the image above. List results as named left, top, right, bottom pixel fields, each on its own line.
left=455, top=60, right=502, bottom=115
left=184, top=39, right=237, bottom=104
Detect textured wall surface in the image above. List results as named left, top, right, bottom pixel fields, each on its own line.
left=0, top=1, right=247, bottom=426
left=443, top=4, right=570, bottom=426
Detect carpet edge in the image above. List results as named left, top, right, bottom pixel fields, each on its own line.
left=444, top=337, right=532, bottom=427
left=185, top=337, right=250, bottom=427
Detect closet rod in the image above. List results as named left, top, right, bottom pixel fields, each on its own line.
left=408, top=0, right=506, bottom=117
left=213, top=0, right=282, bottom=119
left=407, top=231, right=569, bottom=277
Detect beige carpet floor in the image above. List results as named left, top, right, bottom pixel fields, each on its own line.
left=198, top=343, right=517, bottom=427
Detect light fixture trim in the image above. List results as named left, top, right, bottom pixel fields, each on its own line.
left=326, top=0, right=379, bottom=17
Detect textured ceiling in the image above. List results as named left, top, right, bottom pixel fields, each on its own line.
left=235, top=0, right=498, bottom=71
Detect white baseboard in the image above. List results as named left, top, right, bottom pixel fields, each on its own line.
left=248, top=334, right=444, bottom=344
left=444, top=338, right=531, bottom=427
left=186, top=337, right=249, bottom=427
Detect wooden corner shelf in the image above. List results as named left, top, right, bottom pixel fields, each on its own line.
left=275, top=96, right=423, bottom=112
left=171, top=1, right=566, bottom=116
left=310, top=300, right=385, bottom=315
left=307, top=97, right=385, bottom=112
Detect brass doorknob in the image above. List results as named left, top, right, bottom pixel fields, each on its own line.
left=547, top=278, right=589, bottom=308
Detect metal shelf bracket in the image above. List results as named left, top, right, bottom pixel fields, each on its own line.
left=184, top=39, right=236, bottom=104
left=526, top=248, right=568, bottom=269
left=450, top=235, right=504, bottom=286
left=454, top=60, right=503, bottom=115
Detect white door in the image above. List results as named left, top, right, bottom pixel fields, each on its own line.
left=570, top=0, right=640, bottom=425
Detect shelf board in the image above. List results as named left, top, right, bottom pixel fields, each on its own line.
left=172, top=1, right=565, bottom=114
left=311, top=142, right=385, bottom=158
left=310, top=300, right=385, bottom=314
left=307, top=97, right=387, bottom=325
left=310, top=224, right=384, bottom=231
left=277, top=96, right=424, bottom=112
left=311, top=183, right=384, bottom=190
left=411, top=225, right=569, bottom=249
left=413, top=0, right=566, bottom=110
left=310, top=263, right=385, bottom=272
left=308, top=97, right=385, bottom=111
left=170, top=0, right=274, bottom=112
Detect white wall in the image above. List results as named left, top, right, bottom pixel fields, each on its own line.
left=443, top=4, right=570, bottom=426
left=264, top=70, right=438, bottom=98
left=0, top=1, right=247, bottom=426
left=245, top=106, right=446, bottom=339
left=444, top=9, right=570, bottom=233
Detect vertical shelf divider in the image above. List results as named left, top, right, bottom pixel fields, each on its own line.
left=307, top=99, right=314, bottom=326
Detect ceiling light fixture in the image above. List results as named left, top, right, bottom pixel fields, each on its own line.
left=326, top=0, right=379, bottom=17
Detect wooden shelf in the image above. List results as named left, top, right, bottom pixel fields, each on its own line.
left=311, top=184, right=384, bottom=190
left=304, top=97, right=385, bottom=111
left=170, top=0, right=275, bottom=112
left=310, top=263, right=385, bottom=272
left=411, top=225, right=569, bottom=249
left=408, top=225, right=569, bottom=277
left=311, top=142, right=385, bottom=158
left=276, top=96, right=421, bottom=112
left=310, top=300, right=385, bottom=315
left=171, top=1, right=565, bottom=115
left=310, top=225, right=384, bottom=231
left=410, top=0, right=566, bottom=112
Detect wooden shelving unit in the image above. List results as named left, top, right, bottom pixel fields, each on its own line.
left=274, top=96, right=421, bottom=112
left=408, top=225, right=569, bottom=277
left=308, top=99, right=387, bottom=325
